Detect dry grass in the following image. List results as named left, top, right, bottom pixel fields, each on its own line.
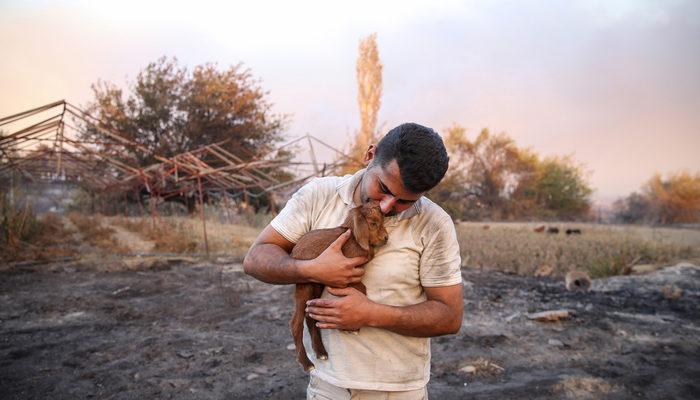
left=67, top=212, right=129, bottom=254
left=106, top=215, right=261, bottom=259
left=459, top=357, right=505, bottom=377
left=10, top=205, right=697, bottom=278
left=0, top=211, right=79, bottom=262
left=456, top=222, right=700, bottom=277
left=552, top=376, right=618, bottom=399
left=111, top=217, right=197, bottom=254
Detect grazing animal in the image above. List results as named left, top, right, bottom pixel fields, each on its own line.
left=547, top=227, right=560, bottom=234
left=534, top=225, right=546, bottom=233
left=565, top=228, right=582, bottom=235
left=534, top=264, right=554, bottom=277
left=289, top=200, right=388, bottom=372
left=565, top=270, right=591, bottom=292
left=482, top=225, right=490, bottom=230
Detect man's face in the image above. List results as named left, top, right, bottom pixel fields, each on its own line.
left=357, top=159, right=423, bottom=217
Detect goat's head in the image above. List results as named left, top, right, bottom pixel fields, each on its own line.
left=343, top=200, right=388, bottom=252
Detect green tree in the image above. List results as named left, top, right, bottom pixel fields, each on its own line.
left=82, top=57, right=287, bottom=166
left=534, top=156, right=592, bottom=220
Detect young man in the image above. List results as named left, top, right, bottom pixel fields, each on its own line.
left=243, top=123, right=463, bottom=399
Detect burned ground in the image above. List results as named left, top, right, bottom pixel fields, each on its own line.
left=0, top=260, right=698, bottom=399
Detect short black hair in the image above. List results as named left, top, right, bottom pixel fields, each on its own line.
left=373, top=123, right=449, bottom=193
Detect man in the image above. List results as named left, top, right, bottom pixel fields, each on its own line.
left=243, top=123, right=462, bottom=399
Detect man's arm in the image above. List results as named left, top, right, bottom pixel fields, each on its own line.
left=243, top=225, right=369, bottom=287
left=305, top=284, right=463, bottom=336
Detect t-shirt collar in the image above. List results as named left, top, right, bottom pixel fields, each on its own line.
left=335, top=168, right=422, bottom=222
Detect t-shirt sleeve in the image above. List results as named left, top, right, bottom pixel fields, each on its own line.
left=419, top=213, right=462, bottom=287
left=269, top=179, right=318, bottom=244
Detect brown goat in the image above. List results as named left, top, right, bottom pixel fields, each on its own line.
left=289, top=200, right=388, bottom=372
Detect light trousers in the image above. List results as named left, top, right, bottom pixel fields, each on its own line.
left=307, top=374, right=428, bottom=400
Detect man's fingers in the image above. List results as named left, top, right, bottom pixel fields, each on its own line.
left=331, top=229, right=353, bottom=249
left=348, top=256, right=369, bottom=266
left=316, top=323, right=339, bottom=329
left=308, top=313, right=339, bottom=323
left=305, top=306, right=339, bottom=316
left=306, top=298, right=335, bottom=307
left=351, top=268, right=365, bottom=278
left=327, top=286, right=354, bottom=296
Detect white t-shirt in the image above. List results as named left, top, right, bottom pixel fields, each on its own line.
left=270, top=169, right=462, bottom=391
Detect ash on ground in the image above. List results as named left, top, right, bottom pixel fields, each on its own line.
left=1, top=260, right=698, bottom=399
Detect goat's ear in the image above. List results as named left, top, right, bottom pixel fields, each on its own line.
left=352, top=209, right=370, bottom=252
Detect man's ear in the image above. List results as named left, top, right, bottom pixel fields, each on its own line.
left=351, top=209, right=370, bottom=252
left=363, top=145, right=376, bottom=165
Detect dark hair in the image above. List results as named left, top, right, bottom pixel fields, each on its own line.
left=373, top=123, right=449, bottom=193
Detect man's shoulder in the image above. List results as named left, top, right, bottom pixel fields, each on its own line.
left=291, top=174, right=351, bottom=204
left=298, top=175, right=348, bottom=195
left=417, top=197, right=453, bottom=225
left=308, top=174, right=349, bottom=188
left=402, top=196, right=455, bottom=238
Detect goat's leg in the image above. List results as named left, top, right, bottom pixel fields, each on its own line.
left=307, top=284, right=328, bottom=360
left=291, top=283, right=315, bottom=372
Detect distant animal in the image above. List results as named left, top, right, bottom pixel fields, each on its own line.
left=565, top=270, right=591, bottom=292
left=289, top=200, right=388, bottom=372
left=547, top=227, right=560, bottom=234
left=482, top=225, right=490, bottom=230
left=534, top=264, right=554, bottom=277
left=565, top=228, right=582, bottom=235
left=534, top=225, right=546, bottom=233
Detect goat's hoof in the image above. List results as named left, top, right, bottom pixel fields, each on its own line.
left=318, top=355, right=328, bottom=360
left=304, top=365, right=315, bottom=372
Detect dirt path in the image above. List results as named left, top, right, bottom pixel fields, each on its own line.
left=0, top=261, right=698, bottom=399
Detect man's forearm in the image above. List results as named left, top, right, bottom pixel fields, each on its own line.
left=366, top=300, right=462, bottom=337
left=243, top=243, right=308, bottom=284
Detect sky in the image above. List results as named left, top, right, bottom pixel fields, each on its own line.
left=1, top=0, right=699, bottom=204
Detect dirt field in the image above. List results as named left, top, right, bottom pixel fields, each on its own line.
left=1, top=257, right=698, bottom=399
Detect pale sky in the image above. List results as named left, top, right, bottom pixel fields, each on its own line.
left=1, top=0, right=699, bottom=203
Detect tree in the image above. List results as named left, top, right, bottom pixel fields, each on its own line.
left=81, top=57, right=287, bottom=167
left=433, top=126, right=538, bottom=220
left=339, top=34, right=383, bottom=174
left=645, top=171, right=700, bottom=224
left=432, top=124, right=592, bottom=221
left=613, top=171, right=700, bottom=224
left=534, top=156, right=592, bottom=220
left=612, top=191, right=653, bottom=223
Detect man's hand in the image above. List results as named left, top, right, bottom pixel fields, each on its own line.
left=302, top=229, right=368, bottom=287
left=305, top=286, right=375, bottom=331
left=307, top=284, right=463, bottom=337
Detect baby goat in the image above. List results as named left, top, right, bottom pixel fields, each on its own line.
left=289, top=200, right=388, bottom=372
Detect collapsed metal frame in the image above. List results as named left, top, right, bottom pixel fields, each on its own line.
left=0, top=100, right=354, bottom=254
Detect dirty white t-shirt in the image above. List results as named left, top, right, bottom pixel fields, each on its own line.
left=270, top=169, right=462, bottom=391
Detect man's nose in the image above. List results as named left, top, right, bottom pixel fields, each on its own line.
left=379, top=195, right=396, bottom=214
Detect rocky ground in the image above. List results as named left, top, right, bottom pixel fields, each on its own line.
left=0, top=259, right=698, bottom=399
